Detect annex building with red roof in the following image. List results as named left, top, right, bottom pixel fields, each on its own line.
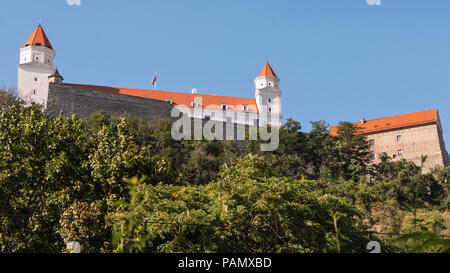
left=17, top=25, right=282, bottom=127
left=330, top=109, right=450, bottom=172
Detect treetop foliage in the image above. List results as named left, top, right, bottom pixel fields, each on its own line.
left=0, top=99, right=448, bottom=253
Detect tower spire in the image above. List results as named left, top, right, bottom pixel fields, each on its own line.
left=23, top=25, right=53, bottom=50
left=258, top=62, right=277, bottom=78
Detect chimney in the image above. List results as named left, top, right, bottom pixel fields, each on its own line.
left=360, top=118, right=366, bottom=125
left=192, top=88, right=197, bottom=94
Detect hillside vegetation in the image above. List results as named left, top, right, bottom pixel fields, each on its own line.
left=0, top=90, right=448, bottom=253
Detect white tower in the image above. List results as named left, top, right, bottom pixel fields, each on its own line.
left=17, top=25, right=59, bottom=107
left=254, top=62, right=282, bottom=126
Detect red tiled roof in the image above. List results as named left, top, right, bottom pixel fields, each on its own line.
left=330, top=109, right=438, bottom=136
left=259, top=62, right=277, bottom=78
left=62, top=83, right=259, bottom=113
left=23, top=25, right=53, bottom=50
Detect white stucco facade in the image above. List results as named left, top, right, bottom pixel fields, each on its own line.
left=17, top=45, right=56, bottom=107
left=254, top=75, right=282, bottom=127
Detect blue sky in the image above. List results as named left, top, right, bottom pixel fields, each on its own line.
left=1, top=0, right=449, bottom=144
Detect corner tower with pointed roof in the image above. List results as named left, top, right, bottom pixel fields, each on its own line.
left=254, top=62, right=282, bottom=126
left=18, top=25, right=60, bottom=107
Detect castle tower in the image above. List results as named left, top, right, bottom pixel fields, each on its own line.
left=254, top=62, right=282, bottom=126
left=48, top=69, right=64, bottom=84
left=17, top=25, right=58, bottom=107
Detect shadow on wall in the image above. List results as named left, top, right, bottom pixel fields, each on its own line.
left=61, top=83, right=122, bottom=94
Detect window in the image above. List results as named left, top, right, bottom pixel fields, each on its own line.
left=369, top=139, right=375, bottom=146
left=268, top=108, right=272, bottom=112
left=397, top=135, right=402, bottom=141
left=370, top=154, right=376, bottom=160
left=32, top=89, right=36, bottom=95
left=36, top=57, right=39, bottom=60
left=226, top=117, right=233, bottom=123
left=242, top=105, right=248, bottom=111
left=386, top=123, right=391, bottom=126
left=398, top=149, right=403, bottom=156
left=268, top=82, right=271, bottom=86
left=221, top=104, right=228, bottom=110
left=34, top=78, right=38, bottom=82
left=374, top=125, right=378, bottom=128
left=204, top=115, right=211, bottom=121
left=268, top=99, right=272, bottom=103
left=191, top=101, right=198, bottom=107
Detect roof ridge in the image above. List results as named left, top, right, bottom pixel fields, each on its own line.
left=357, top=109, right=437, bottom=123
left=330, top=109, right=438, bottom=136
left=62, top=83, right=256, bottom=101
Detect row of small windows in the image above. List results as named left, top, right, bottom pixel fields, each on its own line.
left=22, top=56, right=51, bottom=63
left=369, top=135, right=402, bottom=146
left=204, top=112, right=257, bottom=124
left=370, top=149, right=404, bottom=161
left=145, top=96, right=250, bottom=112
left=361, top=122, right=392, bottom=130
left=190, top=101, right=248, bottom=111
left=146, top=98, right=248, bottom=112
left=260, top=82, right=278, bottom=88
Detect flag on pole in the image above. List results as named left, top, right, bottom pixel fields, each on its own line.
left=152, top=73, right=158, bottom=89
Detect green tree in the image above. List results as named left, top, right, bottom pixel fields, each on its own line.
left=330, top=122, right=372, bottom=181
left=110, top=155, right=379, bottom=253
left=58, top=200, right=106, bottom=253
left=0, top=105, right=87, bottom=252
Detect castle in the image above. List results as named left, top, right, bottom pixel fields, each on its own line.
left=17, top=25, right=282, bottom=127
left=16, top=25, right=449, bottom=172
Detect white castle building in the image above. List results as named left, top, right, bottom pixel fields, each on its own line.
left=17, top=25, right=283, bottom=127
